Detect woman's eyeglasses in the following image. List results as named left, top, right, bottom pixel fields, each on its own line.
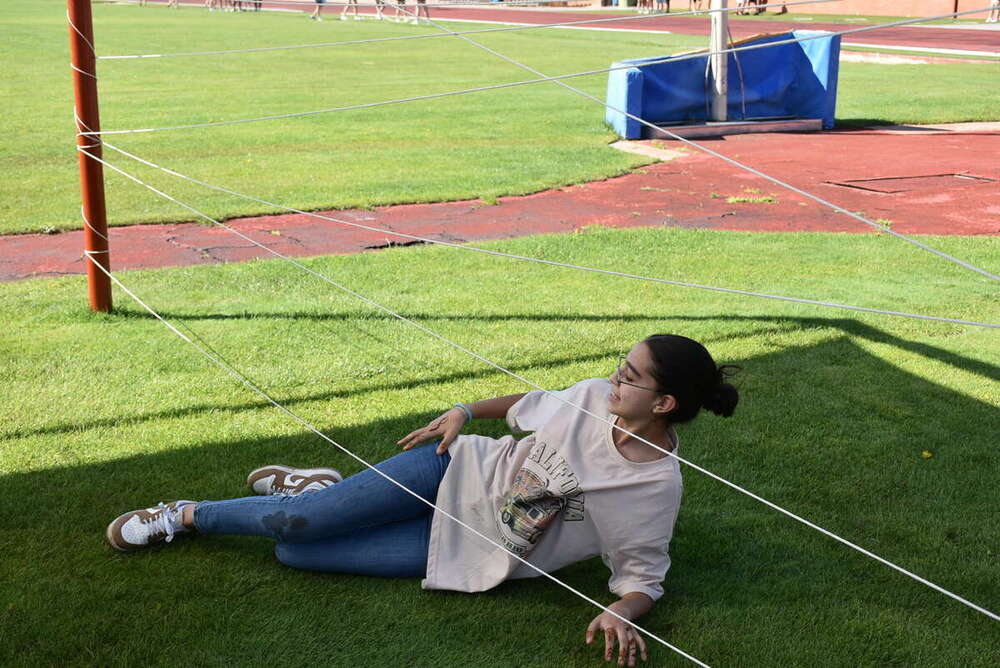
left=613, top=355, right=659, bottom=392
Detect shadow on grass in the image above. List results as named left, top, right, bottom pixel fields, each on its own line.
left=6, top=310, right=996, bottom=442
left=835, top=119, right=1000, bottom=133
left=2, top=334, right=998, bottom=666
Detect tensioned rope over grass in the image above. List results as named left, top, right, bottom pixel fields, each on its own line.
left=98, top=0, right=840, bottom=59
left=80, top=251, right=712, bottom=668
left=98, top=141, right=1000, bottom=331
left=79, top=146, right=1000, bottom=627
left=83, top=7, right=998, bottom=138
left=79, top=5, right=1000, bottom=286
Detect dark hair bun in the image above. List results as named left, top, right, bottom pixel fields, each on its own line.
left=704, top=382, right=739, bottom=417
left=643, top=336, right=742, bottom=423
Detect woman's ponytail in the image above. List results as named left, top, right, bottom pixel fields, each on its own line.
left=643, top=336, right=740, bottom=423
left=702, top=365, right=741, bottom=418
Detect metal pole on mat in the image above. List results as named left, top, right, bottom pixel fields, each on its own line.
left=68, top=0, right=112, bottom=312
left=710, top=0, right=728, bottom=121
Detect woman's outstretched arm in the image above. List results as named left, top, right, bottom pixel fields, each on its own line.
left=396, top=393, right=526, bottom=454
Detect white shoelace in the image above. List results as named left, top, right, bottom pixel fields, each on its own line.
left=149, top=502, right=180, bottom=543
left=275, top=480, right=332, bottom=496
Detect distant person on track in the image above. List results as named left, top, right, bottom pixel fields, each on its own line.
left=689, top=0, right=703, bottom=14
left=374, top=0, right=388, bottom=20
left=310, top=0, right=325, bottom=20
left=987, top=0, right=999, bottom=23
left=167, top=0, right=180, bottom=8
left=637, top=0, right=653, bottom=16
left=654, top=0, right=670, bottom=14
left=341, top=0, right=362, bottom=20
left=393, top=0, right=407, bottom=23
left=410, top=0, right=430, bottom=24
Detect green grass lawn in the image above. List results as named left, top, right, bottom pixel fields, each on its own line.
left=2, top=0, right=998, bottom=234
left=2, top=226, right=998, bottom=666
left=3, top=2, right=998, bottom=666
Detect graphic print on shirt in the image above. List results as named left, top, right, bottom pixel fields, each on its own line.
left=496, top=440, right=584, bottom=555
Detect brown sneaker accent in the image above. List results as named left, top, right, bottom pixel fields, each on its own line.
left=246, top=465, right=343, bottom=496
left=106, top=500, right=195, bottom=552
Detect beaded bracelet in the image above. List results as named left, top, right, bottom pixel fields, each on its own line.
left=454, top=402, right=473, bottom=423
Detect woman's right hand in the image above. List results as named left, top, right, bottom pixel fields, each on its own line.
left=396, top=407, right=468, bottom=455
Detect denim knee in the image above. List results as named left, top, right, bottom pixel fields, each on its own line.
left=274, top=542, right=304, bottom=570
left=272, top=515, right=432, bottom=577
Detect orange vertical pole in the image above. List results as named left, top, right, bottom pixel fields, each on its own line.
left=68, top=0, right=112, bottom=312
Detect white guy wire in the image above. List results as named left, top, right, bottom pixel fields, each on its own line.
left=67, top=9, right=98, bottom=58
left=80, top=251, right=711, bottom=668
left=70, top=63, right=98, bottom=79
left=99, top=0, right=839, bottom=59
left=78, top=146, right=1000, bottom=624
left=99, top=141, right=1000, bottom=330
left=81, top=207, right=110, bottom=242
left=412, top=4, right=1000, bottom=284
left=83, top=7, right=998, bottom=137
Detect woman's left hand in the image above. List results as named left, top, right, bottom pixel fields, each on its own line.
left=396, top=407, right=467, bottom=455
left=586, top=611, right=648, bottom=666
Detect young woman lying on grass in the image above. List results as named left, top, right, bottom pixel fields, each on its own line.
left=106, top=334, right=738, bottom=665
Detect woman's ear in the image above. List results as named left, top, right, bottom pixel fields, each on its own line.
left=652, top=394, right=677, bottom=416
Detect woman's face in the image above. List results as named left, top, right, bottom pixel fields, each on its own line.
left=607, top=342, right=670, bottom=420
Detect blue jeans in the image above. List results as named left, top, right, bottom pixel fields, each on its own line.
left=194, top=444, right=450, bottom=578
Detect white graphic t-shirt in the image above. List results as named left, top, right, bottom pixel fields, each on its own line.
left=422, top=378, right=682, bottom=602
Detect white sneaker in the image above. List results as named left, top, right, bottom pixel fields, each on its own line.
left=246, top=465, right=343, bottom=496
left=106, top=500, right=195, bottom=552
